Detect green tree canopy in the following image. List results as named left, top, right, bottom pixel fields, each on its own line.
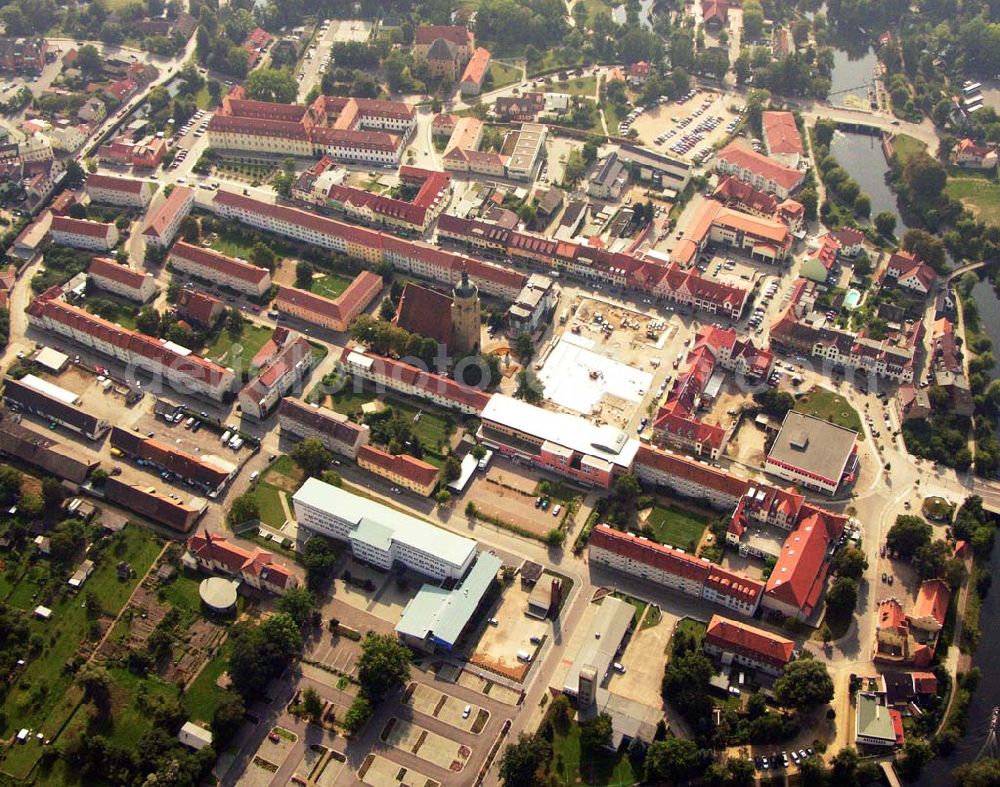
left=774, top=656, right=834, bottom=710
left=244, top=67, right=298, bottom=103
left=887, top=514, right=932, bottom=558
left=357, top=632, right=411, bottom=701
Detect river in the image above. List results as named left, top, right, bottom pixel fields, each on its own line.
left=828, top=129, right=909, bottom=234
left=916, top=281, right=1000, bottom=781
left=828, top=46, right=878, bottom=110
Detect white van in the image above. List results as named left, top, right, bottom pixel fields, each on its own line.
left=220, top=430, right=232, bottom=444
left=516, top=650, right=532, bottom=663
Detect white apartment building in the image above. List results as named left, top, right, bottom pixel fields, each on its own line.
left=88, top=257, right=157, bottom=303
left=588, top=525, right=762, bottom=617
left=292, top=478, right=476, bottom=580
left=50, top=215, right=118, bottom=251
left=85, top=173, right=154, bottom=209
left=27, top=292, right=235, bottom=401
left=237, top=336, right=314, bottom=420
left=277, top=397, right=370, bottom=459
left=167, top=241, right=272, bottom=298
left=143, top=186, right=194, bottom=248
left=340, top=348, right=491, bottom=415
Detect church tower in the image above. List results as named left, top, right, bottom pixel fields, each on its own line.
left=450, top=269, right=481, bottom=355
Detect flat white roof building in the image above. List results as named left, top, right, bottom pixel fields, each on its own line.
left=563, top=596, right=633, bottom=698
left=292, top=478, right=476, bottom=580
left=480, top=394, right=641, bottom=471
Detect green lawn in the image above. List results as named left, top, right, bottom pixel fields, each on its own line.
left=946, top=176, right=1000, bottom=226
left=183, top=642, right=232, bottom=726
left=644, top=503, right=709, bottom=551
left=193, top=85, right=217, bottom=111
left=267, top=454, right=301, bottom=480
left=323, top=387, right=455, bottom=455
left=794, top=388, right=864, bottom=434
left=248, top=481, right=290, bottom=528
left=671, top=618, right=708, bottom=651
left=85, top=293, right=140, bottom=330
left=203, top=322, right=273, bottom=371
left=891, top=133, right=925, bottom=166
left=548, top=719, right=638, bottom=786
left=207, top=229, right=266, bottom=260
left=488, top=61, right=522, bottom=91
left=545, top=75, right=598, bottom=97
left=309, top=272, right=354, bottom=300
left=0, top=527, right=163, bottom=779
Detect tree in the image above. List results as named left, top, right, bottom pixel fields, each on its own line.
left=211, top=695, right=245, bottom=745
left=645, top=738, right=706, bottom=782
left=357, top=632, right=411, bottom=701
left=774, top=657, right=834, bottom=710
left=742, top=1, right=765, bottom=40
left=831, top=746, right=860, bottom=782
left=897, top=738, right=932, bottom=780
left=826, top=576, right=858, bottom=613
left=887, top=515, right=932, bottom=558
left=244, top=68, right=298, bottom=103
left=179, top=215, right=200, bottom=243
left=853, top=193, right=871, bottom=218
left=514, top=332, right=534, bottom=361
left=77, top=44, right=103, bottom=75
left=343, top=696, right=372, bottom=735
left=499, top=733, right=551, bottom=786
left=64, top=159, right=85, bottom=187
left=562, top=149, right=586, bottom=185
left=874, top=210, right=897, bottom=236
left=913, top=539, right=952, bottom=580
left=278, top=587, right=317, bottom=629
left=295, top=261, right=314, bottom=289
left=580, top=712, right=612, bottom=750
left=291, top=438, right=333, bottom=479
left=799, top=188, right=818, bottom=221
left=302, top=686, right=323, bottom=722
left=226, top=492, right=260, bottom=527
left=515, top=369, right=543, bottom=403
left=831, top=546, right=868, bottom=579
left=302, top=535, right=337, bottom=592
left=440, top=455, right=462, bottom=485
left=951, top=758, right=1000, bottom=787
left=249, top=242, right=276, bottom=270
left=903, top=152, right=947, bottom=203
left=48, top=519, right=85, bottom=564
left=136, top=306, right=161, bottom=336
left=76, top=663, right=112, bottom=716
left=228, top=613, right=302, bottom=697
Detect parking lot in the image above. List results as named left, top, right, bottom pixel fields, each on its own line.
left=380, top=717, right=473, bottom=772
left=606, top=605, right=672, bottom=707
left=470, top=580, right=549, bottom=682
left=402, top=683, right=490, bottom=734
left=358, top=754, right=440, bottom=787
left=628, top=90, right=743, bottom=164
left=240, top=726, right=298, bottom=787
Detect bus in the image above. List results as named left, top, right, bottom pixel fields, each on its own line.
left=963, top=82, right=982, bottom=95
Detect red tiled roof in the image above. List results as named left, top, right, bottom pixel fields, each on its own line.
left=29, top=294, right=230, bottom=389
left=764, top=505, right=844, bottom=615
left=877, top=598, right=907, bottom=631
left=342, top=347, right=492, bottom=412
left=717, top=141, right=804, bottom=191
left=913, top=579, right=950, bottom=627
left=88, top=257, right=148, bottom=290
left=653, top=408, right=726, bottom=450
left=143, top=186, right=193, bottom=240
left=705, top=614, right=794, bottom=668
left=276, top=270, right=382, bottom=326
left=51, top=214, right=114, bottom=239
left=414, top=25, right=471, bottom=46
left=357, top=444, right=439, bottom=488
left=176, top=288, right=224, bottom=328
left=589, top=525, right=712, bottom=583
left=169, top=240, right=270, bottom=285
left=86, top=172, right=146, bottom=194
left=635, top=443, right=748, bottom=498
left=393, top=282, right=453, bottom=345
left=188, top=530, right=293, bottom=588
left=461, top=47, right=491, bottom=87
left=762, top=111, right=804, bottom=156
